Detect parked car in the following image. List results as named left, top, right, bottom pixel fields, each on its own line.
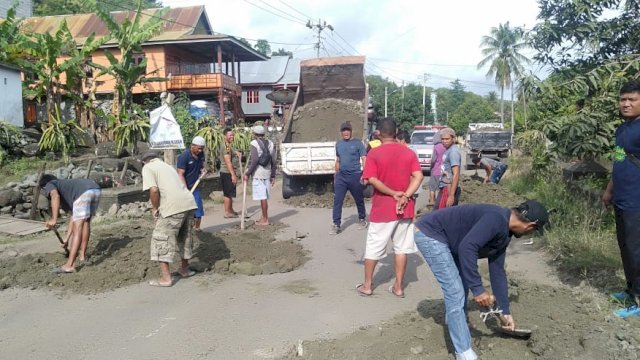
left=409, top=127, right=438, bottom=173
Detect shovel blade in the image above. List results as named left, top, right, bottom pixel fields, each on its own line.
left=497, top=327, right=532, bottom=339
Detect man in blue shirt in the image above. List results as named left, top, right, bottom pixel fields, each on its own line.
left=603, top=79, right=640, bottom=318
left=177, top=136, right=206, bottom=230
left=330, top=121, right=367, bottom=235
left=414, top=200, right=548, bottom=360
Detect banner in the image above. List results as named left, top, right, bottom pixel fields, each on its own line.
left=148, top=104, right=185, bottom=149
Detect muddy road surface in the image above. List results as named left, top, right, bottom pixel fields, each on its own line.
left=0, top=172, right=638, bottom=359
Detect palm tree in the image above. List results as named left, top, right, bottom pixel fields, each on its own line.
left=516, top=72, right=541, bottom=130
left=478, top=22, right=529, bottom=130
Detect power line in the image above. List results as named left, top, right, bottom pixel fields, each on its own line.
left=278, top=0, right=313, bottom=21
left=98, top=0, right=314, bottom=46
left=242, top=0, right=306, bottom=26
left=256, top=0, right=307, bottom=23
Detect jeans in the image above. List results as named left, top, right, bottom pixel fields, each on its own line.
left=490, top=164, right=508, bottom=184
left=332, top=172, right=366, bottom=226
left=414, top=231, right=477, bottom=360
left=615, top=207, right=640, bottom=296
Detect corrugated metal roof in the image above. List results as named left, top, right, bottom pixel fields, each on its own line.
left=20, top=6, right=208, bottom=45
left=240, top=55, right=290, bottom=84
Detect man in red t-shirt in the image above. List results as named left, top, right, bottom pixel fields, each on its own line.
left=356, top=118, right=424, bottom=298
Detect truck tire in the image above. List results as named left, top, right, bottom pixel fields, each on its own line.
left=282, top=173, right=294, bottom=199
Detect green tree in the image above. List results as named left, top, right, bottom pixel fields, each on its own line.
left=448, top=95, right=496, bottom=135
left=94, top=1, right=167, bottom=131
left=478, top=22, right=529, bottom=128
left=0, top=6, right=26, bottom=66
left=254, top=39, right=271, bottom=56
left=531, top=0, right=640, bottom=69
left=272, top=48, right=293, bottom=58
left=33, top=0, right=163, bottom=16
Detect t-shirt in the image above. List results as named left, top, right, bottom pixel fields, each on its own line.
left=612, top=118, right=640, bottom=210
left=43, top=179, right=100, bottom=211
left=336, top=138, right=366, bottom=175
left=439, top=144, right=461, bottom=188
left=218, top=140, right=239, bottom=175
left=247, top=139, right=276, bottom=180
left=480, top=157, right=501, bottom=168
left=416, top=204, right=513, bottom=314
left=362, top=142, right=422, bottom=222
left=142, top=158, right=197, bottom=217
left=176, top=149, right=205, bottom=188
left=431, top=143, right=446, bottom=177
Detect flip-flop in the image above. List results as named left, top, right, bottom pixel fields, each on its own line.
left=149, top=279, right=174, bottom=287
left=52, top=266, right=75, bottom=274
left=174, top=270, right=196, bottom=278
left=388, top=285, right=405, bottom=298
left=224, top=214, right=239, bottom=218
left=355, top=283, right=372, bottom=297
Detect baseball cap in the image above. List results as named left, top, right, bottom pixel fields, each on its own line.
left=138, top=150, right=160, bottom=162
left=192, top=136, right=206, bottom=147
left=340, top=122, right=352, bottom=131
left=516, top=200, right=549, bottom=232
left=252, top=125, right=265, bottom=135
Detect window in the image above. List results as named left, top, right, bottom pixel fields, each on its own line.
left=133, top=53, right=147, bottom=72
left=246, top=90, right=259, bottom=104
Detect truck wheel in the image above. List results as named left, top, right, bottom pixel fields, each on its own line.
left=282, top=173, right=294, bottom=199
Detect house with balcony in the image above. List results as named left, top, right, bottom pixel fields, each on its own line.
left=239, top=55, right=300, bottom=124
left=20, top=5, right=267, bottom=126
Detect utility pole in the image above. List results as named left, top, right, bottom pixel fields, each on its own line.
left=431, top=92, right=438, bottom=124
left=306, top=19, right=333, bottom=58
left=401, top=80, right=405, bottom=115
left=384, top=86, right=388, bottom=118
left=422, top=73, right=429, bottom=125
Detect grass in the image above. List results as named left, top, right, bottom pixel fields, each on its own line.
left=504, top=155, right=622, bottom=289
left=0, top=157, right=64, bottom=185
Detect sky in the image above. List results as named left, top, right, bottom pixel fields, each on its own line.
left=162, top=0, right=543, bottom=95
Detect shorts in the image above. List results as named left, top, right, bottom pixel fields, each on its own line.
left=252, top=178, right=271, bottom=200
left=150, top=210, right=195, bottom=263
left=193, top=189, right=204, bottom=218
left=428, top=175, right=441, bottom=192
left=220, top=172, right=237, bottom=198
left=364, top=219, right=418, bottom=260
left=72, top=189, right=101, bottom=221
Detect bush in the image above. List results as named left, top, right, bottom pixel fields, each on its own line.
left=505, top=157, right=621, bottom=287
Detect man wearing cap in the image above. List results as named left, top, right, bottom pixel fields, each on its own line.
left=603, top=79, right=640, bottom=318
left=39, top=174, right=101, bottom=274
left=414, top=200, right=549, bottom=360
left=330, top=121, right=367, bottom=234
left=436, top=127, right=461, bottom=209
left=141, top=151, right=198, bottom=287
left=244, top=125, right=276, bottom=226
left=177, top=136, right=206, bottom=230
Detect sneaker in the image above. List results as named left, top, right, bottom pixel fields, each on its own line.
left=329, top=224, right=341, bottom=235
left=357, top=219, right=368, bottom=230
left=614, top=304, right=640, bottom=318
left=610, top=290, right=635, bottom=304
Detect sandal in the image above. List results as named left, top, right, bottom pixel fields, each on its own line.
left=52, top=266, right=75, bottom=274
left=149, top=279, right=174, bottom=287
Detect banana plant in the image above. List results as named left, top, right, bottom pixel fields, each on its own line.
left=113, top=107, right=150, bottom=155
left=39, top=105, right=85, bottom=164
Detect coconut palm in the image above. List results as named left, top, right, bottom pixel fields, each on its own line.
left=478, top=22, right=530, bottom=127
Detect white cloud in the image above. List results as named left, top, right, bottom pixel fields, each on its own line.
left=163, top=0, right=541, bottom=95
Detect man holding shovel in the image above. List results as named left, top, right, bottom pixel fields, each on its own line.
left=177, top=136, right=206, bottom=230
left=141, top=151, right=198, bottom=287
left=39, top=175, right=101, bottom=274
left=243, top=125, right=276, bottom=226
left=219, top=128, right=242, bottom=218
left=414, top=200, right=548, bottom=360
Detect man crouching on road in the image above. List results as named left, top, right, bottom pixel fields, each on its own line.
left=414, top=200, right=548, bottom=360
left=140, top=151, right=198, bottom=287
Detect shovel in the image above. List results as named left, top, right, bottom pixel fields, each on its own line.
left=42, top=210, right=70, bottom=256
left=239, top=155, right=248, bottom=230
left=480, top=305, right=533, bottom=340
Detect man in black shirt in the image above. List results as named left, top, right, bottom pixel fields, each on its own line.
left=40, top=174, right=101, bottom=274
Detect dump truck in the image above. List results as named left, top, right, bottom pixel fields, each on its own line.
left=280, top=56, right=369, bottom=199
left=465, top=122, right=512, bottom=169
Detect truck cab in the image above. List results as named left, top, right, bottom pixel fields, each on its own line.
left=409, top=126, right=438, bottom=173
